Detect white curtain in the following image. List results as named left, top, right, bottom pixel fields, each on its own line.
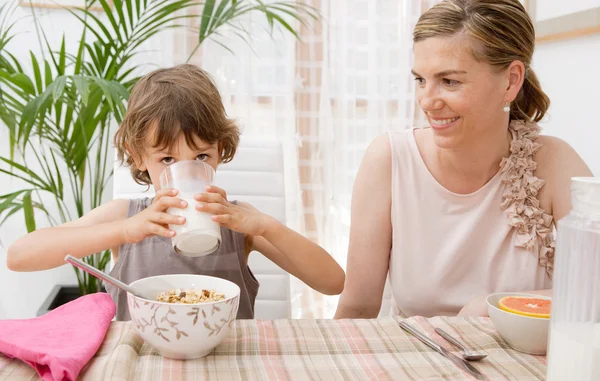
left=177, top=0, right=428, bottom=317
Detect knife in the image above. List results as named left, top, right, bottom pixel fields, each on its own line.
left=398, top=320, right=487, bottom=380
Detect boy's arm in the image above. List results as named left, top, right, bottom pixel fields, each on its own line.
left=251, top=219, right=345, bottom=295
left=195, top=187, right=345, bottom=296
left=6, top=199, right=129, bottom=272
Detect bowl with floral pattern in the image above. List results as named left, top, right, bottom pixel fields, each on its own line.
left=127, top=274, right=240, bottom=359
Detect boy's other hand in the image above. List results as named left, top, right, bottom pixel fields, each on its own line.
left=194, top=185, right=275, bottom=237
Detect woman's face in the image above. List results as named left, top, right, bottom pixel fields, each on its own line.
left=412, top=34, right=522, bottom=149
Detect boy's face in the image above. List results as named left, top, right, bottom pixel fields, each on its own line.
left=136, top=130, right=220, bottom=190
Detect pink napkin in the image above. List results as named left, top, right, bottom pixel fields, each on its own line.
left=0, top=293, right=116, bottom=381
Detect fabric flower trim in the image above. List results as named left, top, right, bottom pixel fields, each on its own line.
left=499, top=120, right=555, bottom=277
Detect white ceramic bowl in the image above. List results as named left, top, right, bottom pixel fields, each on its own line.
left=127, top=274, right=240, bottom=359
left=487, top=292, right=551, bottom=355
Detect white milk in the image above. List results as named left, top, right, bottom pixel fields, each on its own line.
left=167, top=192, right=221, bottom=256
left=546, top=322, right=600, bottom=381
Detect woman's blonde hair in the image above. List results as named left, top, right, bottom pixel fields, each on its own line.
left=114, top=64, right=239, bottom=185
left=414, top=0, right=549, bottom=122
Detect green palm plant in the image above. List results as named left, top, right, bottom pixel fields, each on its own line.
left=0, top=0, right=318, bottom=296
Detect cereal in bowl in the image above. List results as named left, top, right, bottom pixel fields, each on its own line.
left=156, top=288, right=225, bottom=304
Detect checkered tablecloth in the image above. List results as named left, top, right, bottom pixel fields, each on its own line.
left=0, top=316, right=547, bottom=380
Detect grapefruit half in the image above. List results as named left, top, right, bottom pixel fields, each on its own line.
left=498, top=296, right=551, bottom=318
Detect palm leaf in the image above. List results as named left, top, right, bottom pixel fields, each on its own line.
left=0, top=157, right=51, bottom=190
left=58, top=35, right=66, bottom=75
left=0, top=204, right=23, bottom=226
left=0, top=189, right=32, bottom=211
left=199, top=0, right=217, bottom=43
left=30, top=52, right=43, bottom=94
left=22, top=192, right=36, bottom=233
left=1, top=72, right=36, bottom=95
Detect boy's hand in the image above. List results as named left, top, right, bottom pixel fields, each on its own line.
left=194, top=185, right=275, bottom=237
left=121, top=188, right=187, bottom=244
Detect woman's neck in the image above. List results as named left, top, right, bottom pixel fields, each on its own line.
left=435, top=126, right=512, bottom=194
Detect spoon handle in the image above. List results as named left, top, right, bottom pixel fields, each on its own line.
left=435, top=327, right=468, bottom=351
left=64, top=254, right=137, bottom=296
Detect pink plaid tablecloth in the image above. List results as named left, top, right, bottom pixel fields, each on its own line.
left=0, top=316, right=547, bottom=380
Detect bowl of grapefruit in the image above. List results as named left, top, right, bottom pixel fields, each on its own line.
left=486, top=292, right=551, bottom=355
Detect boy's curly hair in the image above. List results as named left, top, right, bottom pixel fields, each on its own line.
left=114, top=64, right=239, bottom=185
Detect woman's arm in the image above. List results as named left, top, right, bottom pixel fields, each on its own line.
left=334, top=134, right=393, bottom=319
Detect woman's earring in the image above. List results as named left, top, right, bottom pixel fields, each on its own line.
left=503, top=103, right=510, bottom=113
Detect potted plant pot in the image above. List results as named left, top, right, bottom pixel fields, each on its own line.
left=37, top=284, right=107, bottom=316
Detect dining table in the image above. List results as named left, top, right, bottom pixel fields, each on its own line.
left=0, top=316, right=547, bottom=380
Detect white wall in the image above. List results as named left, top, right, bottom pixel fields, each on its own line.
left=534, top=33, right=600, bottom=176
left=535, top=0, right=600, bottom=22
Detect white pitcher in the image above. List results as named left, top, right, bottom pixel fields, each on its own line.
left=547, top=177, right=600, bottom=380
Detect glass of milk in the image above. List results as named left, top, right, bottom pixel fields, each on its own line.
left=159, top=160, right=221, bottom=257
left=547, top=177, right=600, bottom=381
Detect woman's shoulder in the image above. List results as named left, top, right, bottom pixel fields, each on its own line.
left=535, top=134, right=575, bottom=158
left=351, top=134, right=394, bottom=199
left=362, top=129, right=426, bottom=178
left=360, top=134, right=394, bottom=176
left=370, top=129, right=417, bottom=160
left=370, top=133, right=393, bottom=154
left=386, top=128, right=417, bottom=145
left=534, top=135, right=590, bottom=180
left=534, top=134, right=592, bottom=219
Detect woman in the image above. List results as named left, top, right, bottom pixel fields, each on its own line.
left=335, top=0, right=592, bottom=318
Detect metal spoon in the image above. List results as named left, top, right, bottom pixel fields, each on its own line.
left=435, top=327, right=487, bottom=361
left=64, top=254, right=152, bottom=300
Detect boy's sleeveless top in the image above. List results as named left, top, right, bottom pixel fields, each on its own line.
left=106, top=198, right=259, bottom=321
left=388, top=120, right=554, bottom=317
